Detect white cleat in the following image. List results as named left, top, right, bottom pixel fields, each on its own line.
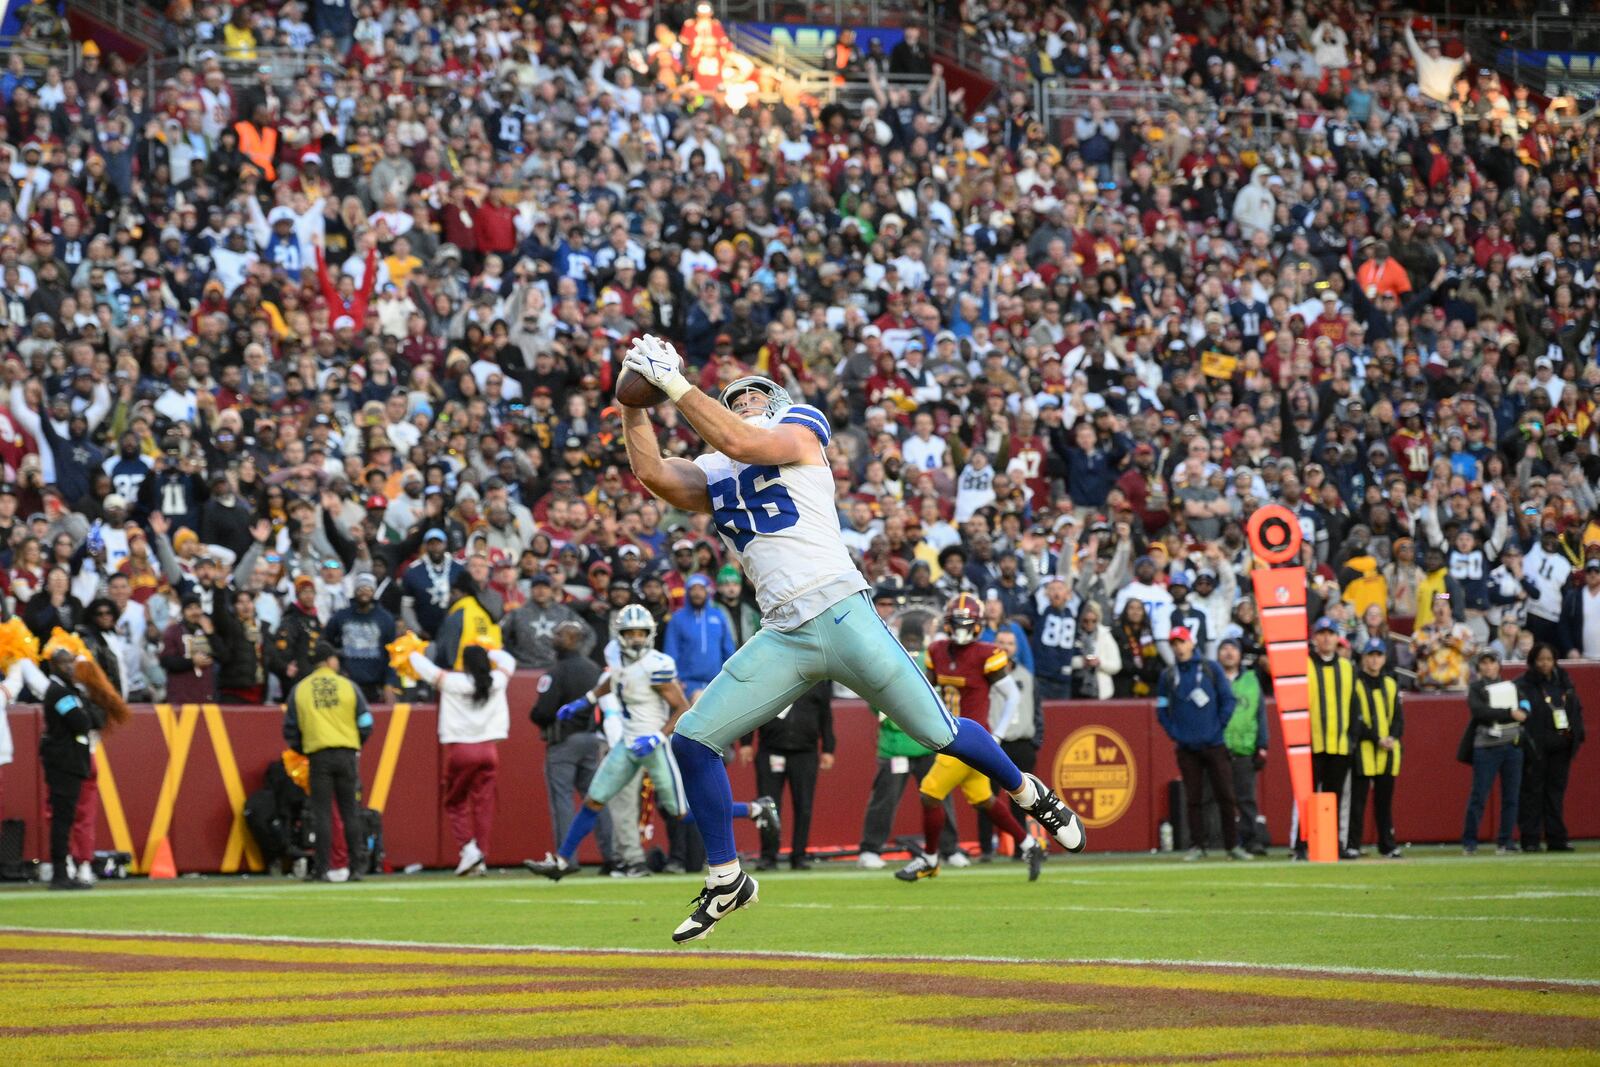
left=1022, top=773, right=1087, bottom=853
left=857, top=851, right=886, bottom=870
left=672, top=872, right=759, bottom=943
left=455, top=840, right=484, bottom=876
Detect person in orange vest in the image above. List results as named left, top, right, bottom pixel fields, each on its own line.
left=235, top=105, right=279, bottom=182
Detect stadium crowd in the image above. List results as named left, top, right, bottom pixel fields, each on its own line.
left=0, top=0, right=1595, bottom=880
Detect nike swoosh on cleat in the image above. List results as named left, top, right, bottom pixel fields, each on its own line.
left=833, top=611, right=851, bottom=624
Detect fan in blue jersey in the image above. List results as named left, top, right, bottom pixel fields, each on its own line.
left=1228, top=294, right=1270, bottom=352
left=399, top=528, right=465, bottom=640
left=617, top=334, right=1086, bottom=944
left=1028, top=576, right=1081, bottom=701
left=102, top=433, right=154, bottom=507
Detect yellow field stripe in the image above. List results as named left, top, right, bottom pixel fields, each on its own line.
left=366, top=702, right=409, bottom=813
left=4, top=934, right=1598, bottom=1067
left=140, top=705, right=201, bottom=873
left=4, top=932, right=1598, bottom=1022
left=201, top=704, right=264, bottom=874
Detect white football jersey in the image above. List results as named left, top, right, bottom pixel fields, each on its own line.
left=693, top=404, right=869, bottom=631
left=609, top=646, right=677, bottom=739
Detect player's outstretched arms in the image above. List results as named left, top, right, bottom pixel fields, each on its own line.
left=621, top=405, right=713, bottom=513
left=677, top=389, right=816, bottom=467
left=624, top=335, right=816, bottom=467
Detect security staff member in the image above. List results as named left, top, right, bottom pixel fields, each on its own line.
left=284, top=641, right=373, bottom=881
left=746, top=680, right=835, bottom=870
left=32, top=650, right=95, bottom=890
left=432, top=572, right=501, bottom=670
left=1349, top=638, right=1404, bottom=858
left=1156, top=625, right=1247, bottom=860
left=529, top=622, right=620, bottom=871
left=1298, top=616, right=1355, bottom=860
left=1516, top=641, right=1584, bottom=853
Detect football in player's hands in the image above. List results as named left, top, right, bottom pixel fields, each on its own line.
left=616, top=336, right=680, bottom=408
left=615, top=363, right=668, bottom=408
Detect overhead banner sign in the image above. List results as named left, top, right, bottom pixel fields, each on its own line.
left=736, top=23, right=906, bottom=65
left=1498, top=49, right=1600, bottom=97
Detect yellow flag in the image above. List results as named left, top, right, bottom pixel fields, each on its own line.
left=1200, top=351, right=1238, bottom=379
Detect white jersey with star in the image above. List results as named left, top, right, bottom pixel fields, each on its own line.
left=692, top=404, right=869, bottom=631
left=604, top=640, right=677, bottom=740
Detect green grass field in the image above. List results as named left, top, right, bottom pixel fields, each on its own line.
left=4, top=849, right=1599, bottom=1064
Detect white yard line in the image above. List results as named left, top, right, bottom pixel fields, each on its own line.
left=1, top=851, right=1591, bottom=900
left=1440, top=890, right=1600, bottom=900
left=2, top=924, right=1596, bottom=988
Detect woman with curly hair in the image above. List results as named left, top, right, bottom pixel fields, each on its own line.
left=1114, top=598, right=1162, bottom=697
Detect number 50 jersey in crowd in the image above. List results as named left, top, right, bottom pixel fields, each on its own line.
left=693, top=404, right=868, bottom=633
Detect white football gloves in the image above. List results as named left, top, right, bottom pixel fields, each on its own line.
left=624, top=335, right=693, bottom=403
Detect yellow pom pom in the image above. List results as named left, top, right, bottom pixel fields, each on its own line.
left=0, top=618, right=38, bottom=671
left=386, top=632, right=430, bottom=682
left=42, top=627, right=90, bottom=663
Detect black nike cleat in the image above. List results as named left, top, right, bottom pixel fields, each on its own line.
left=894, top=852, right=939, bottom=882
left=523, top=853, right=577, bottom=881
left=1024, top=837, right=1044, bottom=882
left=672, top=871, right=759, bottom=943
left=750, top=796, right=782, bottom=858
left=1022, top=773, right=1086, bottom=853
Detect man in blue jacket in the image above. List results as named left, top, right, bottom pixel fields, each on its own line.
left=1156, top=626, right=1252, bottom=862
left=664, top=574, right=735, bottom=700
left=1061, top=419, right=1128, bottom=512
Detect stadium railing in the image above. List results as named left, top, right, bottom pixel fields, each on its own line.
left=0, top=37, right=80, bottom=75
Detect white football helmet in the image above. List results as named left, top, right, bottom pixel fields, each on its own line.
left=719, top=375, right=792, bottom=421
left=611, top=603, right=657, bottom=661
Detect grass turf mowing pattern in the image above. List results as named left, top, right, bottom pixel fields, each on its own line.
left=3, top=931, right=1600, bottom=1065
left=3, top=850, right=1599, bottom=980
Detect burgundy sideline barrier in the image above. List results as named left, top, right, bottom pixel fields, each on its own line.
left=2, top=663, right=1595, bottom=872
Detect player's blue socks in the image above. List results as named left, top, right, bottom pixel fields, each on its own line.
left=559, top=806, right=599, bottom=861
left=941, top=718, right=1024, bottom=792
left=676, top=804, right=747, bottom=826
left=670, top=733, right=738, bottom=865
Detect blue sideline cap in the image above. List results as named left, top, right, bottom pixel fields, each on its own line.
left=1363, top=638, right=1387, bottom=655
left=1312, top=616, right=1338, bottom=634
left=423, top=527, right=447, bottom=542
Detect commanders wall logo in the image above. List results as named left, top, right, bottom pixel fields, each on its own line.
left=1052, top=726, right=1136, bottom=829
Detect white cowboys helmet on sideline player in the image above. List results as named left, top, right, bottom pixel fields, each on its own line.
left=610, top=603, right=657, bottom=661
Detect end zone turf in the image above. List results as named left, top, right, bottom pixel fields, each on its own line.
left=4, top=929, right=1600, bottom=1065
left=5, top=854, right=1600, bottom=1063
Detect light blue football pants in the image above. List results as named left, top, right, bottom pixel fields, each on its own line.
left=673, top=591, right=959, bottom=754
left=585, top=741, right=688, bottom=817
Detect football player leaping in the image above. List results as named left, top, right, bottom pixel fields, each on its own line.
left=897, top=594, right=1044, bottom=883
left=524, top=605, right=780, bottom=879
left=617, top=335, right=1086, bottom=943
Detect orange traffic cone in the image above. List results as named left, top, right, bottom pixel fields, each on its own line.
left=148, top=837, right=177, bottom=880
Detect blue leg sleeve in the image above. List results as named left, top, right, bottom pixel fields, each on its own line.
left=940, top=718, right=1023, bottom=792
left=671, top=733, right=737, bottom=865
left=558, top=805, right=599, bottom=861
left=675, top=799, right=743, bottom=824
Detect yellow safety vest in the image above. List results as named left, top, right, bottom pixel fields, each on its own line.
left=291, top=666, right=360, bottom=754
left=448, top=596, right=502, bottom=669
left=1307, top=654, right=1354, bottom=756
left=1353, top=673, right=1402, bottom=777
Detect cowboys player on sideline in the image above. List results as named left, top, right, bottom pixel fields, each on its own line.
left=524, top=605, right=779, bottom=878
left=619, top=335, right=1086, bottom=943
